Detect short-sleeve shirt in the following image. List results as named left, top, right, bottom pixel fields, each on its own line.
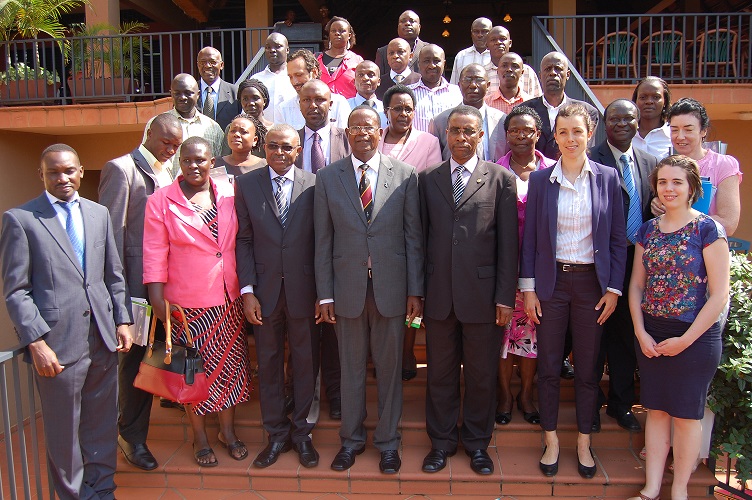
left=638, top=214, right=726, bottom=322
left=697, top=149, right=743, bottom=216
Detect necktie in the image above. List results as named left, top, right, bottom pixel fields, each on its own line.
left=394, top=74, right=404, bottom=84
left=202, top=88, right=215, bottom=118
left=364, top=99, right=375, bottom=108
left=620, top=154, right=642, bottom=244
left=58, top=200, right=85, bottom=269
left=359, top=165, right=373, bottom=223
left=274, top=176, right=288, bottom=227
left=453, top=165, right=466, bottom=207
left=311, top=132, right=325, bottom=174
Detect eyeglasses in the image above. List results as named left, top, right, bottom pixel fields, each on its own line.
left=265, top=143, right=296, bottom=153
left=460, top=76, right=487, bottom=85
left=507, top=127, right=537, bottom=138
left=447, top=127, right=480, bottom=137
left=386, top=106, right=414, bottom=115
left=347, top=126, right=378, bottom=135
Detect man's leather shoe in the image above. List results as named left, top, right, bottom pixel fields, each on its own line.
left=607, top=409, right=642, bottom=432
left=330, top=446, right=364, bottom=471
left=295, top=440, right=319, bottom=468
left=253, top=440, right=292, bottom=468
left=465, top=449, right=494, bottom=475
left=560, top=359, right=575, bottom=379
left=379, top=450, right=401, bottom=474
left=421, top=448, right=455, bottom=473
left=591, top=411, right=601, bottom=433
left=118, top=436, right=158, bottom=471
left=329, top=397, right=342, bottom=420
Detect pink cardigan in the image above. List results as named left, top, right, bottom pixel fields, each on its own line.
left=378, top=127, right=443, bottom=173
left=317, top=50, right=363, bottom=99
left=143, top=177, right=240, bottom=308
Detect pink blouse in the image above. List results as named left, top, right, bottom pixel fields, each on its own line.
left=697, top=149, right=743, bottom=216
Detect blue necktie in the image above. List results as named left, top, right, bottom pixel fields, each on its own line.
left=620, top=154, right=642, bottom=244
left=274, top=176, right=288, bottom=227
left=58, top=200, right=85, bottom=269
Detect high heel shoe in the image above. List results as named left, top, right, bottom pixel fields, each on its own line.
left=539, top=446, right=559, bottom=477
left=516, top=394, right=540, bottom=425
left=577, top=447, right=597, bottom=479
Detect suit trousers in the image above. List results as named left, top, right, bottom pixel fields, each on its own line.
left=537, top=268, right=603, bottom=434
left=335, top=278, right=404, bottom=451
left=35, top=321, right=118, bottom=500
left=257, top=283, right=319, bottom=443
left=596, top=244, right=638, bottom=415
left=424, top=311, right=502, bottom=452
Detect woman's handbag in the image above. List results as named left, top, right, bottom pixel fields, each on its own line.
left=133, top=299, right=210, bottom=404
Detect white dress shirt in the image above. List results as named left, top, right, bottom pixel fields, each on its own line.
left=632, top=121, right=672, bottom=159
left=274, top=93, right=351, bottom=130
left=450, top=46, right=491, bottom=85
left=409, top=78, right=463, bottom=132
left=390, top=68, right=412, bottom=83
left=449, top=154, right=478, bottom=189
left=46, top=191, right=84, bottom=243
left=607, top=143, right=642, bottom=204
left=542, top=96, right=567, bottom=131
left=302, top=124, right=332, bottom=173
left=250, top=66, right=297, bottom=122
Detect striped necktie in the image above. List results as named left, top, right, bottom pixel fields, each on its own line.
left=311, top=132, right=325, bottom=173
left=274, top=176, right=288, bottom=227
left=620, top=154, right=641, bottom=244
left=359, top=165, right=373, bottom=223
left=452, top=165, right=466, bottom=207
left=57, top=200, right=85, bottom=269
left=202, top=88, right=215, bottom=118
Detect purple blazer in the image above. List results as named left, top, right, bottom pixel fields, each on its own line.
left=519, top=159, right=627, bottom=301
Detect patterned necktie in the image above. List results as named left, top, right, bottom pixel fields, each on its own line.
left=202, top=88, right=215, bottom=118
left=57, top=200, right=85, bottom=269
left=620, top=154, right=642, bottom=244
left=452, top=165, right=466, bottom=207
left=364, top=99, right=375, bottom=108
left=359, top=165, right=373, bottom=223
left=311, top=132, right=325, bottom=174
left=394, top=74, right=404, bottom=84
left=274, top=176, right=288, bottom=227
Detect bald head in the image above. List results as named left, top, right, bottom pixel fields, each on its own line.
left=171, top=73, right=199, bottom=118
left=387, top=38, right=412, bottom=73
left=265, top=33, right=289, bottom=70
left=486, top=26, right=512, bottom=62
left=398, top=10, right=421, bottom=41
left=355, top=60, right=381, bottom=98
left=197, top=46, right=223, bottom=85
left=418, top=44, right=446, bottom=88
left=299, top=80, right=332, bottom=130
left=471, top=17, right=493, bottom=52
left=540, top=51, right=571, bottom=100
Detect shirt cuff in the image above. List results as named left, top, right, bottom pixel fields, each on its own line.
left=320, top=298, right=334, bottom=305
left=496, top=304, right=512, bottom=309
left=241, top=285, right=254, bottom=295
left=518, top=277, right=535, bottom=292
left=606, top=287, right=622, bottom=297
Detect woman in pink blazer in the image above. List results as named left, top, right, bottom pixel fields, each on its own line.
left=143, top=137, right=251, bottom=468
left=317, top=17, right=363, bottom=98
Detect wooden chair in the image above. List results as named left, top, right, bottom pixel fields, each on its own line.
left=696, top=28, right=738, bottom=81
left=585, top=31, right=639, bottom=82
left=641, top=30, right=685, bottom=82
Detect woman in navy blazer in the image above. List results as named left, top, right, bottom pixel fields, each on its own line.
left=520, top=104, right=627, bottom=479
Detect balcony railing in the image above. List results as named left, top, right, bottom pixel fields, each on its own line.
left=539, top=13, right=752, bottom=84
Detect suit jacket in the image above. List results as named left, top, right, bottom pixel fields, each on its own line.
left=235, top=167, right=317, bottom=319
left=419, top=159, right=518, bottom=323
left=98, top=148, right=159, bottom=299
left=377, top=127, right=442, bottom=172
left=198, top=78, right=241, bottom=130
left=588, top=140, right=658, bottom=224
left=314, top=154, right=424, bottom=318
left=142, top=177, right=240, bottom=308
left=429, top=105, right=507, bottom=162
left=522, top=95, right=600, bottom=160
left=375, top=70, right=421, bottom=100
left=519, top=159, right=627, bottom=302
left=294, top=127, right=350, bottom=171
left=375, top=38, right=428, bottom=77
left=1, top=195, right=130, bottom=365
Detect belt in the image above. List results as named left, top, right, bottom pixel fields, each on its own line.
left=556, top=262, right=595, bottom=272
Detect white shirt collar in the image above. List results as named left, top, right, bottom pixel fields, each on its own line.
left=200, top=78, right=221, bottom=94
left=352, top=152, right=381, bottom=173
left=138, top=144, right=160, bottom=169
left=45, top=190, right=80, bottom=206
left=390, top=68, right=412, bottom=80
left=450, top=154, right=479, bottom=173
left=542, top=94, right=567, bottom=111
left=607, top=142, right=635, bottom=165
left=305, top=123, right=331, bottom=140
left=268, top=166, right=295, bottom=183
left=549, top=158, right=594, bottom=184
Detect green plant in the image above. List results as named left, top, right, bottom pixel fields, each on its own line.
left=0, top=61, right=60, bottom=84
left=69, top=21, right=150, bottom=78
left=708, top=251, right=752, bottom=485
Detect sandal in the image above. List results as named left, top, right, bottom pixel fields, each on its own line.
left=218, top=433, right=248, bottom=461
left=626, top=494, right=660, bottom=500
left=193, top=446, right=219, bottom=467
left=638, top=446, right=647, bottom=460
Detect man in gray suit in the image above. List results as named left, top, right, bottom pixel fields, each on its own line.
left=315, top=106, right=424, bottom=474
left=98, top=113, right=183, bottom=471
left=235, top=124, right=321, bottom=469
left=588, top=99, right=658, bottom=433
left=1, top=144, right=133, bottom=499
left=196, top=46, right=241, bottom=129
left=429, top=63, right=506, bottom=162
left=419, top=105, right=518, bottom=476
left=295, top=80, right=350, bottom=173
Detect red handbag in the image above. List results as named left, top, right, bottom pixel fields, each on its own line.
left=133, top=300, right=210, bottom=404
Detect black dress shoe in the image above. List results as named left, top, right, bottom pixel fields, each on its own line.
left=379, top=450, right=401, bottom=474
left=118, top=436, right=158, bottom=471
left=560, top=359, right=575, bottom=379
left=607, top=409, right=642, bottom=432
left=516, top=395, right=540, bottom=425
left=591, top=411, right=601, bottom=433
left=577, top=447, right=597, bottom=479
left=253, top=440, right=292, bottom=468
left=329, top=397, right=342, bottom=420
left=295, top=440, right=319, bottom=468
left=159, top=398, right=185, bottom=411
left=539, top=446, right=559, bottom=477
left=401, top=368, right=417, bottom=381
left=330, top=446, right=364, bottom=471
left=465, top=449, right=494, bottom=475
left=421, top=448, right=455, bottom=473
left=495, top=411, right=512, bottom=425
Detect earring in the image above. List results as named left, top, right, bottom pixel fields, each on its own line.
left=346, top=41, right=351, bottom=50
left=328, top=40, right=332, bottom=50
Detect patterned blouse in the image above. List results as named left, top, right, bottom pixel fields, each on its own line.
left=637, top=214, right=726, bottom=323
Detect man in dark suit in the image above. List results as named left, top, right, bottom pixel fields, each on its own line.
left=99, top=113, right=183, bottom=471
left=419, top=105, right=518, bottom=476
left=235, top=124, right=321, bottom=469
left=197, top=46, right=241, bottom=129
left=315, top=106, right=424, bottom=474
left=588, top=99, right=658, bottom=433
left=1, top=144, right=133, bottom=499
left=375, top=38, right=422, bottom=100
left=375, top=10, right=428, bottom=76
left=523, top=51, right=599, bottom=160
left=295, top=80, right=350, bottom=173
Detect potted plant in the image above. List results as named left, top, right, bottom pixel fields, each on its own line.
left=0, top=61, right=60, bottom=102
left=67, top=21, right=149, bottom=101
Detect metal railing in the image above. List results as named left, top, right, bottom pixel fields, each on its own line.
left=538, top=13, right=752, bottom=84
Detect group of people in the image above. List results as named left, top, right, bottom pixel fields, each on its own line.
left=0, top=9, right=741, bottom=500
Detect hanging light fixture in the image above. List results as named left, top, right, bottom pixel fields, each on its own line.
left=443, top=14, right=452, bottom=24
left=503, top=13, right=512, bottom=23
left=442, top=0, right=452, bottom=25
left=442, top=29, right=450, bottom=37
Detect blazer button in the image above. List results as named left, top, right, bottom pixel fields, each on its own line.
left=216, top=252, right=222, bottom=258
left=361, top=261, right=367, bottom=266
left=83, top=310, right=90, bottom=317
left=453, top=239, right=458, bottom=245
left=454, top=216, right=459, bottom=221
